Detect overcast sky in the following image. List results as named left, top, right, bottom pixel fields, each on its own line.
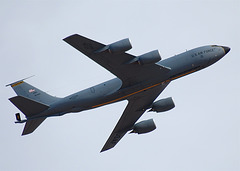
left=1, top=0, right=239, bottom=170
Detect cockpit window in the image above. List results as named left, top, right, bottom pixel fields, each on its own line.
left=211, top=45, right=219, bottom=47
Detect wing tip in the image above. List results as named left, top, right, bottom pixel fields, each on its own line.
left=100, top=147, right=110, bottom=153
left=63, top=34, right=80, bottom=42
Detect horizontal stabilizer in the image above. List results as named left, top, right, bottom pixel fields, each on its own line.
left=22, top=118, right=46, bottom=135
left=9, top=96, right=49, bottom=117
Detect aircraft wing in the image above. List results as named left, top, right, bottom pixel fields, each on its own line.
left=63, top=34, right=170, bottom=87
left=64, top=34, right=171, bottom=151
left=100, top=81, right=170, bottom=152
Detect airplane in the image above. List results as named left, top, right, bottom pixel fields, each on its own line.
left=7, top=34, right=230, bottom=152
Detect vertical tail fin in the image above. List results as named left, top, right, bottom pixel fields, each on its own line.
left=6, top=78, right=59, bottom=105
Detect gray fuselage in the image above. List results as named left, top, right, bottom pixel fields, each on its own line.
left=36, top=45, right=227, bottom=119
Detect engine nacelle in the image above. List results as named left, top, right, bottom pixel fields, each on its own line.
left=150, top=97, right=175, bottom=113
left=130, top=119, right=156, bottom=134
left=138, top=50, right=161, bottom=65
left=109, top=38, right=132, bottom=53
left=97, top=38, right=132, bottom=54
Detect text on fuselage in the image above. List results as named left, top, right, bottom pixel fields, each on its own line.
left=191, top=48, right=214, bottom=57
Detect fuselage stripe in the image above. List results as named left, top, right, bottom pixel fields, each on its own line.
left=91, top=82, right=165, bottom=108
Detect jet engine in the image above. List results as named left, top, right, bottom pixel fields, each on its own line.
left=130, top=119, right=156, bottom=134
left=149, top=97, right=175, bottom=113
left=137, top=50, right=161, bottom=65
left=97, top=38, right=132, bottom=54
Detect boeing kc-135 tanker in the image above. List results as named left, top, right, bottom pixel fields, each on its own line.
left=7, top=34, right=230, bottom=152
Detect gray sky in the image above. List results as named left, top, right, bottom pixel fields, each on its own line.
left=1, top=0, right=239, bottom=170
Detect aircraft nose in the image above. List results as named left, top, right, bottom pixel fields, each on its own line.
left=221, top=46, right=230, bottom=54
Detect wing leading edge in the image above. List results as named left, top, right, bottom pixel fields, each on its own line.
left=101, top=81, right=170, bottom=152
